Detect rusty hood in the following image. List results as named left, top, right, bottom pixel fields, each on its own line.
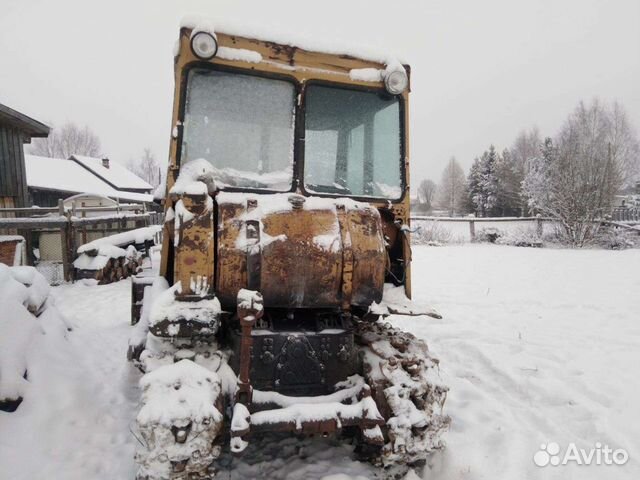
left=215, top=192, right=386, bottom=310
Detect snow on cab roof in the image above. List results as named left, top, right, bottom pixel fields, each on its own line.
left=24, top=155, right=152, bottom=204
left=180, top=15, right=407, bottom=66
left=70, top=155, right=152, bottom=191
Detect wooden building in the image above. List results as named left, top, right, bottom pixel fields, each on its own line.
left=0, top=103, right=50, bottom=209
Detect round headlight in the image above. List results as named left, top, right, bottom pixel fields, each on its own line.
left=384, top=69, right=408, bottom=95
left=191, top=31, right=218, bottom=60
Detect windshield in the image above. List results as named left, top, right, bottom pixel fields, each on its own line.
left=181, top=68, right=296, bottom=191
left=303, top=85, right=402, bottom=199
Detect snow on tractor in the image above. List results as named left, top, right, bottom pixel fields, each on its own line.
left=128, top=18, right=449, bottom=480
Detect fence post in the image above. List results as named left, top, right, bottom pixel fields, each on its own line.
left=469, top=219, right=476, bottom=242
left=536, top=214, right=543, bottom=237
left=60, top=219, right=73, bottom=282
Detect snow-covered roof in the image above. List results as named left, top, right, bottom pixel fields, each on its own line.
left=70, top=155, right=152, bottom=192
left=180, top=16, right=406, bottom=65
left=0, top=103, right=50, bottom=138
left=24, top=155, right=152, bottom=203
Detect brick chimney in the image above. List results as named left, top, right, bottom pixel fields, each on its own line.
left=102, top=157, right=110, bottom=169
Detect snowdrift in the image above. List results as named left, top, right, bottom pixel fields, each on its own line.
left=0, top=264, right=69, bottom=411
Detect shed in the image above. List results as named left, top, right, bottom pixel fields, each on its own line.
left=0, top=103, right=50, bottom=208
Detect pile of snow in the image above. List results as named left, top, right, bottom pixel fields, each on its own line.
left=370, top=283, right=441, bottom=319
left=170, top=158, right=292, bottom=194
left=74, top=226, right=160, bottom=271
left=77, top=226, right=161, bottom=254
left=349, top=68, right=384, bottom=82
left=138, top=359, right=222, bottom=427
left=218, top=46, right=262, bottom=63
left=74, top=244, right=140, bottom=271
left=148, top=281, right=221, bottom=331
left=0, top=264, right=66, bottom=406
left=169, top=158, right=217, bottom=196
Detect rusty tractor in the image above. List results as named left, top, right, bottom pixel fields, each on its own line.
left=128, top=20, right=449, bottom=480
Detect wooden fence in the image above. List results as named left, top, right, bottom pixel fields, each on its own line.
left=409, top=216, right=554, bottom=243
left=611, top=207, right=640, bottom=222
left=0, top=200, right=162, bottom=283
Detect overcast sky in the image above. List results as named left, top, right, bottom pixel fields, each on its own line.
left=1, top=0, right=639, bottom=188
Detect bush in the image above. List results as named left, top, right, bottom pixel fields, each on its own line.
left=496, top=226, right=543, bottom=248
left=412, top=221, right=454, bottom=245
left=475, top=227, right=503, bottom=244
left=476, top=226, right=543, bottom=247
left=595, top=227, right=637, bottom=250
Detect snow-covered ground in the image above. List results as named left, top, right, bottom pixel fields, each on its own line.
left=1, top=244, right=639, bottom=479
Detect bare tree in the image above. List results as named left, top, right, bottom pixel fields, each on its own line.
left=30, top=122, right=101, bottom=158
left=437, top=157, right=467, bottom=216
left=417, top=179, right=437, bottom=213
left=127, top=148, right=162, bottom=187
left=511, top=127, right=542, bottom=213
left=511, top=127, right=541, bottom=175
left=523, top=99, right=640, bottom=246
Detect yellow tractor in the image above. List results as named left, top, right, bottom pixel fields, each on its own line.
left=128, top=19, right=448, bottom=480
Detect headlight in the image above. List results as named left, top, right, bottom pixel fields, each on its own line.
left=384, top=69, right=408, bottom=95
left=191, top=31, right=218, bottom=60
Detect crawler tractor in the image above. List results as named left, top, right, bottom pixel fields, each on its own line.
left=128, top=19, right=449, bottom=479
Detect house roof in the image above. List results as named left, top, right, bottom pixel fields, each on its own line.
left=0, top=103, right=50, bottom=137
left=70, top=155, right=152, bottom=191
left=24, top=155, right=152, bottom=203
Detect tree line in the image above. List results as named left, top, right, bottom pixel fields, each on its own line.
left=416, top=99, right=639, bottom=244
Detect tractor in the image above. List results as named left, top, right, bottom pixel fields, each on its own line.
left=128, top=19, right=449, bottom=480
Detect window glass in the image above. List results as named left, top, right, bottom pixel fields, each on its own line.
left=304, top=85, right=402, bottom=199
left=182, top=69, right=296, bottom=191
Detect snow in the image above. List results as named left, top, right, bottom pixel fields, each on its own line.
left=74, top=226, right=158, bottom=271
left=137, top=359, right=222, bottom=427
left=253, top=375, right=364, bottom=408
left=9, top=266, right=51, bottom=313
left=180, top=15, right=405, bottom=65
left=73, top=246, right=124, bottom=270
left=218, top=46, right=263, bottom=63
left=250, top=395, right=382, bottom=428
left=217, top=191, right=372, bottom=219
left=370, top=283, right=441, bottom=318
left=24, top=155, right=153, bottom=204
left=0, top=296, right=38, bottom=402
left=169, top=157, right=216, bottom=195
left=148, top=281, right=221, bottom=327
left=77, top=225, right=161, bottom=254
left=70, top=155, right=152, bottom=191
left=394, top=244, right=640, bottom=480
left=0, top=280, right=140, bottom=479
left=2, top=245, right=639, bottom=479
left=349, top=68, right=384, bottom=83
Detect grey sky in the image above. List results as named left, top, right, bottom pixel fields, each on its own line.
left=1, top=0, right=638, bottom=188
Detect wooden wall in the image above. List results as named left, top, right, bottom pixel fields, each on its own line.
left=29, top=189, right=62, bottom=208
left=0, top=125, right=29, bottom=208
